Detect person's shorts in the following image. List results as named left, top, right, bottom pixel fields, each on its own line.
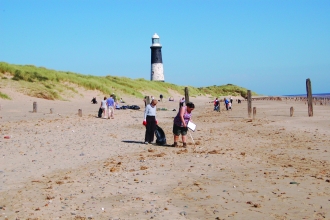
left=173, top=124, right=188, bottom=136
left=107, top=106, right=114, bottom=112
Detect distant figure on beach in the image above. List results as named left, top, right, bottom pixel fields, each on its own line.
left=143, top=96, right=148, bottom=107
left=172, top=102, right=195, bottom=148
left=107, top=94, right=115, bottom=119
left=111, top=93, right=117, bottom=102
left=214, top=98, right=220, bottom=111
left=119, top=98, right=124, bottom=103
left=180, top=97, right=185, bottom=107
left=224, top=98, right=229, bottom=110
left=143, top=99, right=158, bottom=144
left=169, top=97, right=174, bottom=101
left=230, top=97, right=233, bottom=104
left=91, top=97, right=97, bottom=104
left=100, top=97, right=107, bottom=118
left=238, top=99, right=241, bottom=104
left=160, top=94, right=163, bottom=102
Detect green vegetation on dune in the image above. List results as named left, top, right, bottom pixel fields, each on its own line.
left=0, top=62, right=257, bottom=100
left=0, top=91, right=11, bottom=100
left=198, top=84, right=258, bottom=98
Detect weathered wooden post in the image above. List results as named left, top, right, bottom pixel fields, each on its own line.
left=247, top=90, right=252, bottom=118
left=253, top=107, right=256, bottom=120
left=306, top=78, right=313, bottom=117
left=145, top=96, right=150, bottom=106
left=78, top=109, right=82, bottom=117
left=50, top=108, right=54, bottom=114
left=290, top=107, right=294, bottom=117
left=33, top=102, right=37, bottom=113
left=184, top=87, right=189, bottom=104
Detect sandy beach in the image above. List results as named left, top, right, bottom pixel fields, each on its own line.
left=1, top=89, right=330, bottom=220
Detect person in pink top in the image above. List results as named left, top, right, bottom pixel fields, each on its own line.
left=172, top=102, right=195, bottom=148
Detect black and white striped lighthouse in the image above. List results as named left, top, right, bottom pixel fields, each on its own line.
left=150, top=33, right=164, bottom=81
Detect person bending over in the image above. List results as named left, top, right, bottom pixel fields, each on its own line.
left=172, top=102, right=195, bottom=148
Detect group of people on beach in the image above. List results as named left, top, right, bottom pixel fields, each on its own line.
left=100, top=94, right=116, bottom=119
left=143, top=95, right=195, bottom=148
left=95, top=93, right=196, bottom=147
left=213, top=97, right=233, bottom=111
left=142, top=94, right=168, bottom=104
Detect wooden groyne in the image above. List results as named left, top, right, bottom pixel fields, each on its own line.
left=249, top=96, right=329, bottom=105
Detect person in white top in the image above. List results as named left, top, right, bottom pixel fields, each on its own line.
left=100, top=97, right=107, bottom=118
left=180, top=97, right=185, bottom=107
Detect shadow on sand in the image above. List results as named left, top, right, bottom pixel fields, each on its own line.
left=122, top=140, right=173, bottom=147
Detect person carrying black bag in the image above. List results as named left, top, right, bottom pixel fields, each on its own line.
left=142, top=99, right=158, bottom=144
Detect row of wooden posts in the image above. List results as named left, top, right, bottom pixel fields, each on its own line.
left=33, top=101, right=83, bottom=117
left=245, top=78, right=313, bottom=118
left=31, top=100, right=294, bottom=119
left=31, top=78, right=315, bottom=119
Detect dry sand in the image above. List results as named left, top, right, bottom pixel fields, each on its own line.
left=0, top=89, right=330, bottom=220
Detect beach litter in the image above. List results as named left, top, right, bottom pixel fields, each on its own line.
left=180, top=211, right=187, bottom=216
left=290, top=181, right=300, bottom=185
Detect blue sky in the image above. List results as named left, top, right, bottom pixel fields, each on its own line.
left=1, top=0, right=329, bottom=96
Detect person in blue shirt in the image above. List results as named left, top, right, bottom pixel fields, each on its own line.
left=106, top=94, right=115, bottom=119
left=224, top=98, right=229, bottom=110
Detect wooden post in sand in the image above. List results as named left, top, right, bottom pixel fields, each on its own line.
left=306, top=78, right=313, bottom=117
left=290, top=107, right=294, bottom=117
left=78, top=109, right=82, bottom=117
left=33, top=102, right=37, bottom=113
left=184, top=87, right=189, bottom=104
left=253, top=107, right=256, bottom=119
left=247, top=90, right=252, bottom=118
left=145, top=96, right=150, bottom=106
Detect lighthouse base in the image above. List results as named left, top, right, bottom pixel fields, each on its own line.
left=151, top=63, right=164, bottom=81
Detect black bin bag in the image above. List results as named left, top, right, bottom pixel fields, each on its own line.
left=155, top=125, right=166, bottom=146
left=98, top=108, right=103, bottom=118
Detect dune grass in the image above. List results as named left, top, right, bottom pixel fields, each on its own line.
left=0, top=61, right=257, bottom=100
left=0, top=91, right=11, bottom=100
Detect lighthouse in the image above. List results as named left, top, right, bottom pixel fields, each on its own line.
left=150, top=33, right=164, bottom=81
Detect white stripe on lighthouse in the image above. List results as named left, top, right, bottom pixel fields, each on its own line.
left=151, top=63, right=164, bottom=81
